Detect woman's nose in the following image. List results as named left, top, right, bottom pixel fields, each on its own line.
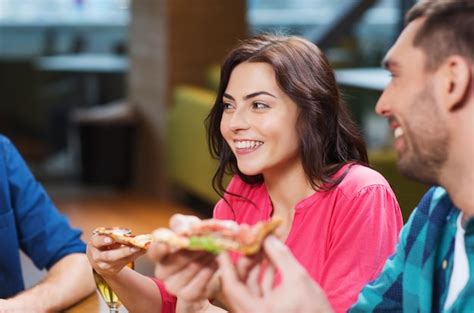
left=229, top=109, right=250, bottom=132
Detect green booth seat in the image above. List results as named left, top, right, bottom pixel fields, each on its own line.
left=167, top=85, right=227, bottom=204
left=205, top=65, right=221, bottom=91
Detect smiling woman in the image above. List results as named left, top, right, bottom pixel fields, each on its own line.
left=202, top=35, right=404, bottom=312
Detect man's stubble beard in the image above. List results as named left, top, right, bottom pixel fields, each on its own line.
left=397, top=83, right=450, bottom=186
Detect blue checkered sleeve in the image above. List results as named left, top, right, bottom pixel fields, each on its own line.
left=348, top=211, right=409, bottom=312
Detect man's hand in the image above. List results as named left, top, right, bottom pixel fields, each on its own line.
left=218, top=235, right=334, bottom=313
left=1, top=254, right=95, bottom=313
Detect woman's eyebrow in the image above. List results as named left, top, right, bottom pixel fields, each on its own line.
left=243, top=91, right=276, bottom=100
left=223, top=93, right=235, bottom=100
left=223, top=91, right=277, bottom=101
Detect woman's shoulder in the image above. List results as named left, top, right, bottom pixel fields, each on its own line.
left=335, top=164, right=393, bottom=196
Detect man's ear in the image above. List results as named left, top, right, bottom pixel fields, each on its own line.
left=438, top=55, right=472, bottom=112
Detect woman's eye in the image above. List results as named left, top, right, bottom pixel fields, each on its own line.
left=253, top=102, right=268, bottom=109
left=222, top=102, right=234, bottom=110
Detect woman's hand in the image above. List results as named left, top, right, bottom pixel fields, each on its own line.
left=86, top=233, right=145, bottom=278
left=147, top=242, right=220, bottom=302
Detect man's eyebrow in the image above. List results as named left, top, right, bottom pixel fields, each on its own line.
left=223, top=91, right=277, bottom=101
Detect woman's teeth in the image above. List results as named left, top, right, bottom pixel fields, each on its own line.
left=235, top=140, right=263, bottom=149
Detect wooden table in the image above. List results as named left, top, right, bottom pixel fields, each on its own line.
left=34, top=53, right=129, bottom=107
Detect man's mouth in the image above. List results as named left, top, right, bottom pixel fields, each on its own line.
left=394, top=127, right=404, bottom=139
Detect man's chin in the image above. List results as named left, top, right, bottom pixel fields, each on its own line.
left=397, top=157, right=412, bottom=175
left=397, top=157, right=437, bottom=185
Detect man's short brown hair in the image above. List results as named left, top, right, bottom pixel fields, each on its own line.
left=406, top=0, right=474, bottom=70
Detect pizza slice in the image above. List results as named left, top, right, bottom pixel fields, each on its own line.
left=152, top=214, right=282, bottom=255
left=94, top=215, right=282, bottom=255
left=94, top=227, right=153, bottom=250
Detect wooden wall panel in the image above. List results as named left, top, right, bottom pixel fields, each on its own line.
left=129, top=0, right=246, bottom=196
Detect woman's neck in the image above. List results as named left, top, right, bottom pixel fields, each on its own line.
left=264, top=164, right=316, bottom=215
left=264, top=163, right=315, bottom=241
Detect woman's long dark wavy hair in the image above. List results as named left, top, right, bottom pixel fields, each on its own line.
left=206, top=35, right=368, bottom=198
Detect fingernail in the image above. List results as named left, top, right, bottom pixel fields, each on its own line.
left=103, top=237, right=112, bottom=244
left=217, top=251, right=228, bottom=263
left=266, top=235, right=278, bottom=243
left=265, top=235, right=282, bottom=248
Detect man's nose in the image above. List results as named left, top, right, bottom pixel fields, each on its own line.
left=375, top=90, right=391, bottom=117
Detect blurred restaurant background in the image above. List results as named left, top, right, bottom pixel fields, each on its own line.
left=1, top=0, right=428, bottom=286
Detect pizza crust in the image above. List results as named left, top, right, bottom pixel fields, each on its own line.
left=94, top=227, right=153, bottom=249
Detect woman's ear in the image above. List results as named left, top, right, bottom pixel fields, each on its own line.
left=438, top=55, right=472, bottom=112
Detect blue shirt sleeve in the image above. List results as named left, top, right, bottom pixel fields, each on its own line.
left=3, top=136, right=86, bottom=270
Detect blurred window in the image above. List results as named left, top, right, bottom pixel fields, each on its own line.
left=0, top=0, right=130, bottom=57
left=247, top=0, right=400, bottom=66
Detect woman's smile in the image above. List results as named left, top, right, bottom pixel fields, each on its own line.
left=234, top=140, right=264, bottom=155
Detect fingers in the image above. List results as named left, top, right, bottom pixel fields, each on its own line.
left=151, top=248, right=209, bottom=280
left=236, top=253, right=263, bottom=282
left=246, top=261, right=262, bottom=296
left=147, top=242, right=172, bottom=263
left=263, top=235, right=305, bottom=278
left=98, top=245, right=142, bottom=263
left=93, top=246, right=142, bottom=269
left=169, top=214, right=201, bottom=233
left=217, top=252, right=259, bottom=312
left=161, top=253, right=213, bottom=289
left=87, top=234, right=144, bottom=276
left=261, top=260, right=275, bottom=296
left=90, top=234, right=115, bottom=249
left=165, top=255, right=219, bottom=301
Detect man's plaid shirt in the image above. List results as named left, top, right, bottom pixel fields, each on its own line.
left=350, top=186, right=474, bottom=312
